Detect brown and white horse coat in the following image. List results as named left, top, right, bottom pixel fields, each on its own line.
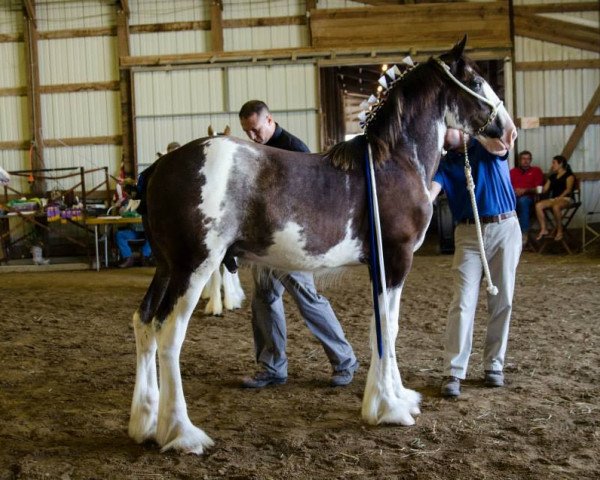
left=129, top=39, right=516, bottom=454
left=200, top=125, right=246, bottom=316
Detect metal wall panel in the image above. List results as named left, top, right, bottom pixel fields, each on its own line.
left=0, top=96, right=28, bottom=143
left=224, top=0, right=305, bottom=19
left=133, top=62, right=320, bottom=161
left=130, top=31, right=210, bottom=56
left=224, top=26, right=308, bottom=51
left=0, top=3, right=22, bottom=35
left=36, top=0, right=115, bottom=31
left=41, top=91, right=120, bottom=139
left=0, top=42, right=24, bottom=89
left=129, top=0, right=207, bottom=25
left=317, top=1, right=366, bottom=9
left=38, top=37, right=118, bottom=85
left=0, top=151, right=29, bottom=192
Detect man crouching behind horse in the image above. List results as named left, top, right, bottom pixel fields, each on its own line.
left=128, top=37, right=516, bottom=454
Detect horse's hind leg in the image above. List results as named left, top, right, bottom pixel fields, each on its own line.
left=204, top=267, right=223, bottom=316
left=362, top=283, right=421, bottom=426
left=154, top=261, right=219, bottom=454
left=129, top=265, right=170, bottom=443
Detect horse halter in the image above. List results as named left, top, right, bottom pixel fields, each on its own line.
left=434, top=57, right=502, bottom=135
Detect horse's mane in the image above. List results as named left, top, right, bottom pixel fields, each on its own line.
left=325, top=58, right=444, bottom=171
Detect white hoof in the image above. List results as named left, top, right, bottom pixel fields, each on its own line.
left=159, top=423, right=214, bottom=455
left=204, top=298, right=223, bottom=316
left=129, top=403, right=158, bottom=443
left=362, top=387, right=421, bottom=426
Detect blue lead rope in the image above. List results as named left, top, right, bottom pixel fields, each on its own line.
left=364, top=145, right=384, bottom=359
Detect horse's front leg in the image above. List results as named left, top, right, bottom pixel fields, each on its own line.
left=155, top=269, right=215, bottom=454
left=361, top=285, right=421, bottom=425
left=222, top=268, right=245, bottom=310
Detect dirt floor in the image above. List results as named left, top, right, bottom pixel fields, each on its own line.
left=1, top=247, right=599, bottom=479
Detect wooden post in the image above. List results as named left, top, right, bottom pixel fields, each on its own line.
left=561, top=83, right=600, bottom=160
left=23, top=0, right=45, bottom=194
left=211, top=0, right=224, bottom=52
left=116, top=1, right=136, bottom=178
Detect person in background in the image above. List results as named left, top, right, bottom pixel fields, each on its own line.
left=430, top=128, right=521, bottom=398
left=118, top=141, right=180, bottom=268
left=509, top=150, right=544, bottom=244
left=115, top=179, right=151, bottom=268
left=238, top=100, right=359, bottom=388
left=534, top=155, right=575, bottom=242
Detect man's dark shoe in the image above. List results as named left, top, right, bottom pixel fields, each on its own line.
left=119, top=256, right=135, bottom=268
left=331, top=361, right=359, bottom=387
left=441, top=376, right=461, bottom=398
left=484, top=370, right=504, bottom=387
left=241, top=371, right=287, bottom=389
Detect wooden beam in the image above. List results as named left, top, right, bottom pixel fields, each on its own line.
left=23, top=0, right=36, bottom=27
left=23, top=0, right=45, bottom=194
left=44, top=135, right=123, bottom=148
left=0, top=82, right=119, bottom=97
left=223, top=16, right=306, bottom=28
left=0, top=33, right=23, bottom=43
left=516, top=116, right=600, bottom=127
left=562, top=84, right=600, bottom=160
left=210, top=0, right=224, bottom=52
left=0, top=140, right=30, bottom=150
left=38, top=26, right=116, bottom=40
left=515, top=59, right=600, bottom=71
left=40, top=81, right=120, bottom=94
left=130, top=21, right=210, bottom=33
left=514, top=2, right=599, bottom=15
left=579, top=171, right=600, bottom=182
left=0, top=136, right=123, bottom=151
left=514, top=13, right=600, bottom=52
left=121, top=44, right=511, bottom=69
left=0, top=86, right=27, bottom=97
left=118, top=0, right=129, bottom=16
left=116, top=2, right=135, bottom=178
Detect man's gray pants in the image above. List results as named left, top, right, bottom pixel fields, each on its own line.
left=251, top=269, right=357, bottom=378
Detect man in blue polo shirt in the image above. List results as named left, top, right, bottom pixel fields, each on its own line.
left=430, top=128, right=521, bottom=398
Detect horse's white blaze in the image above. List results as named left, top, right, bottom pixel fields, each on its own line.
left=129, top=311, right=159, bottom=443
left=260, top=219, right=362, bottom=271
left=155, top=270, right=215, bottom=454
left=362, top=286, right=421, bottom=426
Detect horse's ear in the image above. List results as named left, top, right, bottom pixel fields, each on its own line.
left=440, top=35, right=468, bottom=65
left=208, top=125, right=214, bottom=136
left=223, top=125, right=231, bottom=136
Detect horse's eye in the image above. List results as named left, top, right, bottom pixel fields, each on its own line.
left=470, top=78, right=483, bottom=90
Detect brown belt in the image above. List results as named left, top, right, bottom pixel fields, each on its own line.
left=460, top=211, right=517, bottom=225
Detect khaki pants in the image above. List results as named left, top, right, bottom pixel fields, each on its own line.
left=443, top=216, right=522, bottom=379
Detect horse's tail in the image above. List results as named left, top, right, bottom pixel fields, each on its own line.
left=324, top=134, right=367, bottom=171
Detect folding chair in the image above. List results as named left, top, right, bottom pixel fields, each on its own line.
left=538, top=180, right=581, bottom=255
left=582, top=190, right=600, bottom=252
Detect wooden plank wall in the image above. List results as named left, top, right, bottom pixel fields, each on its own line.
left=310, top=1, right=511, bottom=51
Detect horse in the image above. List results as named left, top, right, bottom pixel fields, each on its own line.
left=200, top=125, right=246, bottom=316
left=0, top=166, right=9, bottom=186
left=128, top=38, right=517, bottom=454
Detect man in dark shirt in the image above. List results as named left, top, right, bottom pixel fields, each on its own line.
left=238, top=100, right=358, bottom=388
